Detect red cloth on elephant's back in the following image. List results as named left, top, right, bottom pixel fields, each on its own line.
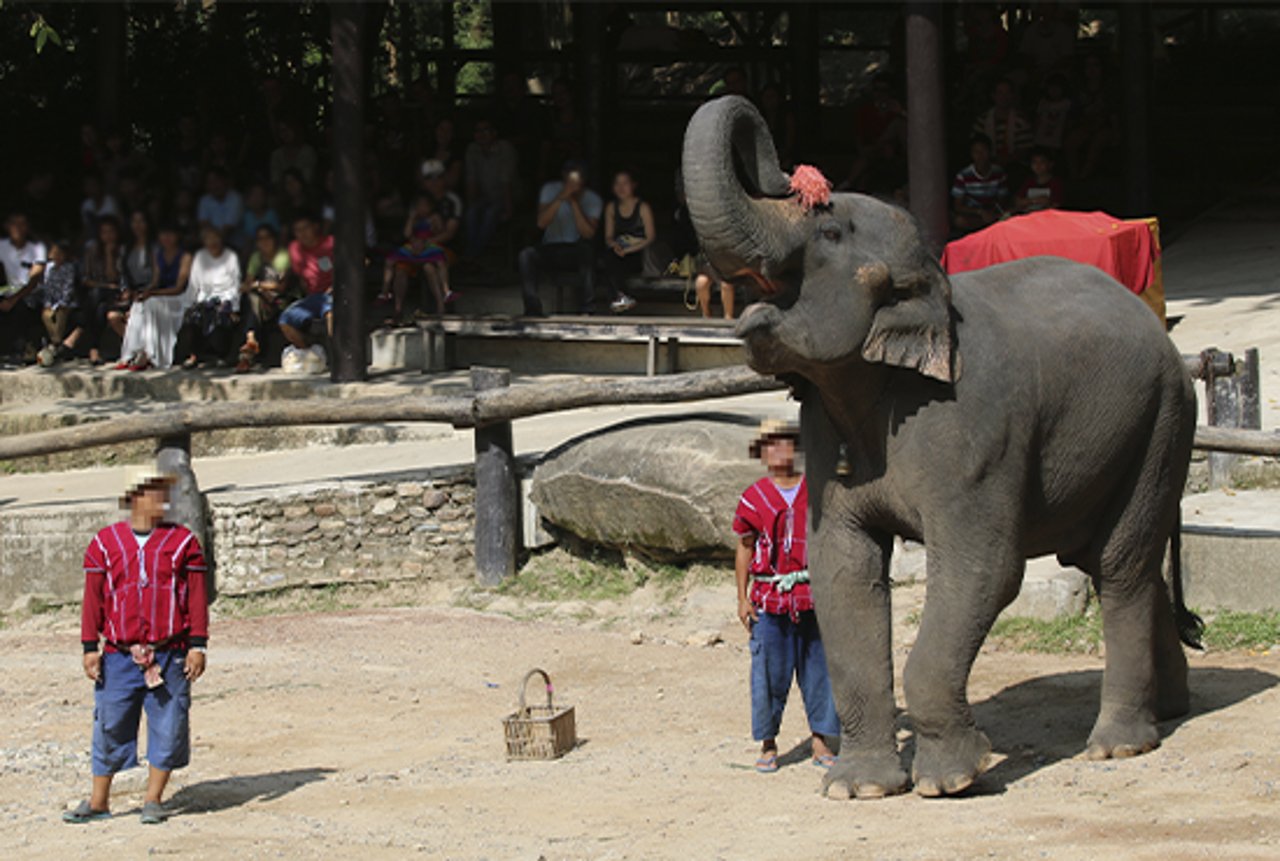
left=939, top=210, right=1158, bottom=295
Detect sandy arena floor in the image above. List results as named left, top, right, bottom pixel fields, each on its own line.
left=0, top=580, right=1277, bottom=861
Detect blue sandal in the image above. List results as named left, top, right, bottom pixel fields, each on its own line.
left=755, top=753, right=779, bottom=773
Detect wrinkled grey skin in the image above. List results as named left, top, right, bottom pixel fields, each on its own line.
left=683, top=97, right=1196, bottom=799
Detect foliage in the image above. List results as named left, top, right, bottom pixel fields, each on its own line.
left=1202, top=610, right=1280, bottom=652
left=989, top=606, right=1104, bottom=654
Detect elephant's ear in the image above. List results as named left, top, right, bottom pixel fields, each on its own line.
left=860, top=266, right=961, bottom=384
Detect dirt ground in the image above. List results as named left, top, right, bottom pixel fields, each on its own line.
left=1, top=576, right=1278, bottom=861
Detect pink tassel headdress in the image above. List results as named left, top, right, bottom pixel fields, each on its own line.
left=789, top=165, right=832, bottom=211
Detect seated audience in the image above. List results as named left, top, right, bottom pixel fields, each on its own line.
left=951, top=134, right=1009, bottom=235
left=426, top=116, right=464, bottom=192
left=276, top=168, right=316, bottom=239
left=419, top=160, right=462, bottom=255
left=1014, top=148, right=1065, bottom=213
left=971, top=79, right=1033, bottom=175
left=240, top=183, right=280, bottom=253
left=602, top=169, right=654, bottom=313
left=843, top=76, right=907, bottom=193
left=463, top=117, right=517, bottom=258
left=236, top=225, right=292, bottom=373
left=35, top=239, right=85, bottom=366
left=81, top=215, right=129, bottom=365
left=517, top=160, right=602, bottom=317
left=1033, top=72, right=1073, bottom=155
left=278, top=214, right=334, bottom=356
left=117, top=223, right=192, bottom=370
left=112, top=211, right=156, bottom=350
left=381, top=194, right=454, bottom=325
left=0, top=213, right=47, bottom=360
left=672, top=173, right=733, bottom=320
left=270, top=120, right=318, bottom=189
left=79, top=173, right=121, bottom=244
left=179, top=226, right=242, bottom=369
left=196, top=167, right=245, bottom=245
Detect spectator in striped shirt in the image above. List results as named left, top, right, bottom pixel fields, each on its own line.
left=971, top=78, right=1033, bottom=170
left=64, top=464, right=209, bottom=826
left=951, top=134, right=1010, bottom=235
left=733, top=420, right=839, bottom=774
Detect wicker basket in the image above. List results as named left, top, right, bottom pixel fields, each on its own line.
left=502, top=668, right=576, bottom=761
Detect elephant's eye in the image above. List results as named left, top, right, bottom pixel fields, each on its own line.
left=820, top=221, right=842, bottom=242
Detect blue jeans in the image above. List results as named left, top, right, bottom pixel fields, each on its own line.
left=750, top=610, right=840, bottom=741
left=92, top=650, right=191, bottom=775
left=279, top=291, right=332, bottom=330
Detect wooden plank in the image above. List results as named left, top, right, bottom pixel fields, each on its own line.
left=1194, top=425, right=1280, bottom=457
left=421, top=316, right=739, bottom=344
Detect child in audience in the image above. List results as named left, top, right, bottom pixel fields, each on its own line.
left=1015, top=148, right=1065, bottom=213
left=36, top=239, right=86, bottom=366
left=381, top=194, right=454, bottom=324
left=734, top=420, right=839, bottom=773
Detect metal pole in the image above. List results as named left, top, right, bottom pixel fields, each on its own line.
left=905, top=1, right=949, bottom=253
left=330, top=1, right=368, bottom=382
left=156, top=433, right=214, bottom=602
left=472, top=367, right=518, bottom=586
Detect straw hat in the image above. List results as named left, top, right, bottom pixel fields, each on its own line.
left=748, top=418, right=800, bottom=458
left=119, top=463, right=177, bottom=508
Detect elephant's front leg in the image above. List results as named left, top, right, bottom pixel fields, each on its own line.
left=810, top=505, right=905, bottom=799
left=903, top=535, right=1024, bottom=796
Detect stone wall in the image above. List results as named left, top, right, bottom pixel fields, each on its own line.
left=211, top=472, right=477, bottom=595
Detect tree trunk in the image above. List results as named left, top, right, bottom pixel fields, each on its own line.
left=330, top=1, right=368, bottom=382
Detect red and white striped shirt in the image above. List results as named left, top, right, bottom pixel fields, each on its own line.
left=81, top=521, right=209, bottom=651
left=733, top=477, right=811, bottom=619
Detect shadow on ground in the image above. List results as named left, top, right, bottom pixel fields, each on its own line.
left=167, top=767, right=335, bottom=814
left=966, top=666, right=1278, bottom=795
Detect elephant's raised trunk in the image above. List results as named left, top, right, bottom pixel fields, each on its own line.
left=681, top=96, right=806, bottom=280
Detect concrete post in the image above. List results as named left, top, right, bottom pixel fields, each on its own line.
left=1240, top=347, right=1261, bottom=431
left=156, top=433, right=215, bottom=602
left=1207, top=365, right=1242, bottom=489
left=472, top=367, right=518, bottom=586
left=905, top=2, right=949, bottom=253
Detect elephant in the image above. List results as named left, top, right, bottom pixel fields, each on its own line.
left=682, top=96, right=1199, bottom=799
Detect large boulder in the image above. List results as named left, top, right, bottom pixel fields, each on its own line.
left=530, top=416, right=767, bottom=559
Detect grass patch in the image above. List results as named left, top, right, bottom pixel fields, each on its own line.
left=215, top=582, right=364, bottom=619
left=989, top=605, right=1103, bottom=654
left=500, top=551, right=644, bottom=602
left=1202, top=610, right=1280, bottom=651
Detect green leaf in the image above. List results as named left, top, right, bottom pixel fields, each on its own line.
left=29, top=20, right=39, bottom=37
left=48, top=28, right=62, bottom=47
left=35, top=28, right=47, bottom=53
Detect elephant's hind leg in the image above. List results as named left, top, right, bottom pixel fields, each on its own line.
left=1085, top=460, right=1187, bottom=759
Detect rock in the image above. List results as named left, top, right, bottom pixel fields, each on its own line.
left=1002, top=558, right=1091, bottom=620
left=422, top=490, right=448, bottom=510
left=630, top=630, right=645, bottom=645
left=312, top=503, right=338, bottom=518
left=686, top=629, right=723, bottom=647
left=530, top=417, right=767, bottom=559
left=395, top=482, right=423, bottom=498
left=371, top=498, right=399, bottom=517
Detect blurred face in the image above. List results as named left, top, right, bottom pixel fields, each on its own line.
left=612, top=173, right=635, bottom=200
left=84, top=176, right=103, bottom=199
left=48, top=244, right=66, bottom=265
left=206, top=172, right=227, bottom=197
left=284, top=173, right=304, bottom=197
left=7, top=216, right=29, bottom=244
left=993, top=82, right=1014, bottom=109
left=294, top=219, right=317, bottom=245
left=278, top=122, right=296, bottom=145
left=414, top=197, right=433, bottom=218
left=971, top=141, right=992, bottom=168
left=1031, top=154, right=1052, bottom=177
left=158, top=229, right=179, bottom=250
left=761, top=436, right=797, bottom=472
left=256, top=228, right=277, bottom=256
left=202, top=228, right=223, bottom=254
left=435, top=118, right=454, bottom=145
left=247, top=185, right=266, bottom=210
left=474, top=122, right=496, bottom=145
left=98, top=220, right=120, bottom=246
left=130, top=212, right=148, bottom=240
left=131, top=483, right=170, bottom=526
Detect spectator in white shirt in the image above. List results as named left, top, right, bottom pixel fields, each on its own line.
left=0, top=213, right=47, bottom=360
left=178, top=226, right=242, bottom=368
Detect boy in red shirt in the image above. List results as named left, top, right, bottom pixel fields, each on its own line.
left=64, top=464, right=209, bottom=825
left=734, top=420, right=839, bottom=773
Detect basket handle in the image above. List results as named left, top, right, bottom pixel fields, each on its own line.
left=517, top=668, right=555, bottom=712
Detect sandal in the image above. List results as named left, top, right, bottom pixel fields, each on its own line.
left=62, top=800, right=111, bottom=824
left=139, top=800, right=169, bottom=825
left=754, top=753, right=779, bottom=774
left=813, top=754, right=837, bottom=769
left=181, top=355, right=199, bottom=370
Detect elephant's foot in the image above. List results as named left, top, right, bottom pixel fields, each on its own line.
left=1155, top=681, right=1190, bottom=722
left=1085, top=712, right=1160, bottom=760
left=911, top=727, right=993, bottom=798
left=821, top=751, right=909, bottom=801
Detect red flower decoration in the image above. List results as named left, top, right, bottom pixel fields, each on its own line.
left=789, top=165, right=832, bottom=211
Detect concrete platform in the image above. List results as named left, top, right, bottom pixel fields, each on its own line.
left=1182, top=489, right=1280, bottom=611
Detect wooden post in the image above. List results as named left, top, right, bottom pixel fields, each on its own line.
left=330, top=1, right=368, bottom=382
left=156, top=433, right=215, bottom=602
left=1119, top=2, right=1152, bottom=216
left=1207, top=361, right=1242, bottom=489
left=905, top=1, right=949, bottom=253
left=472, top=366, right=518, bottom=587
left=1240, top=347, right=1261, bottom=431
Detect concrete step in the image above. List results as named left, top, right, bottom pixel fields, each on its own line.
left=1182, top=489, right=1280, bottom=612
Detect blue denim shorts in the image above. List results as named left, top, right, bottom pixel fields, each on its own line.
left=279, top=291, right=332, bottom=329
left=92, top=650, right=191, bottom=775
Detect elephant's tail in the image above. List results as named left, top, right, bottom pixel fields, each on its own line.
left=1170, top=510, right=1205, bottom=650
